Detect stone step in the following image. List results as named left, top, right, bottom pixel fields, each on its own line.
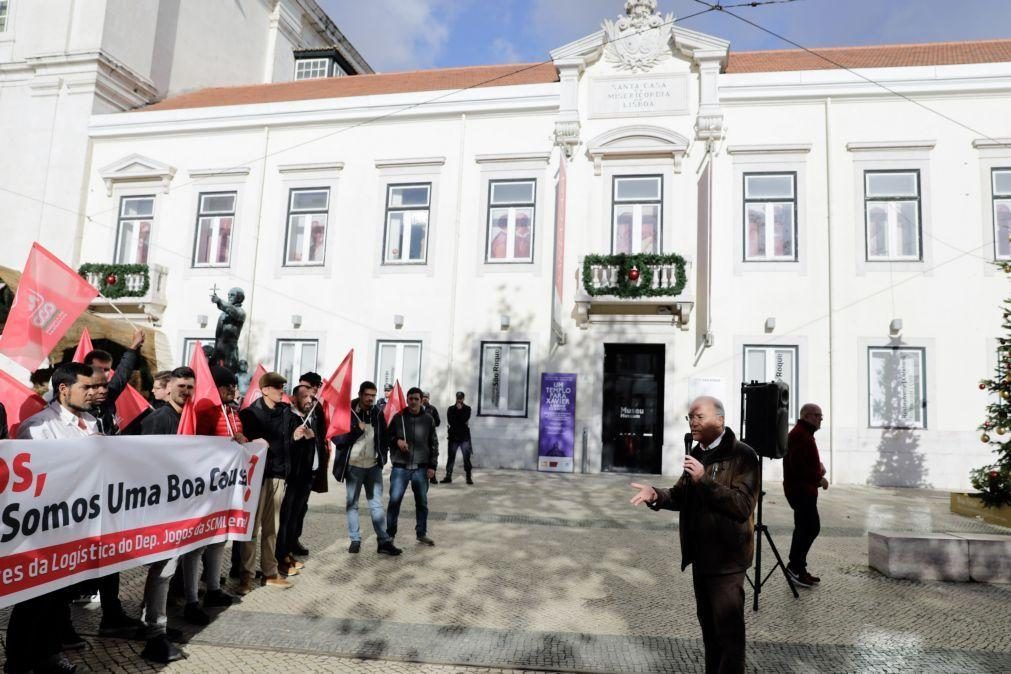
left=868, top=531, right=1011, bottom=583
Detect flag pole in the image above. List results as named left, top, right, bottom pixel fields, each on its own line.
left=99, top=292, right=144, bottom=330
left=222, top=403, right=236, bottom=439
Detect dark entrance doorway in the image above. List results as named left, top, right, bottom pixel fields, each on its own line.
left=602, top=344, right=664, bottom=474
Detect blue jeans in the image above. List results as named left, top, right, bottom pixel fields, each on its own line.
left=345, top=464, right=391, bottom=543
left=387, top=466, right=429, bottom=539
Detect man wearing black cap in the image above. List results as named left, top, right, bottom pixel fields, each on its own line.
left=238, top=372, right=292, bottom=593
left=376, top=383, right=393, bottom=416
left=442, top=391, right=473, bottom=484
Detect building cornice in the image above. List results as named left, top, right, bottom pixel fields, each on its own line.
left=277, top=161, right=345, bottom=174
left=846, top=140, right=936, bottom=152
left=374, top=157, right=446, bottom=169
left=474, top=152, right=552, bottom=165
left=727, top=143, right=812, bottom=155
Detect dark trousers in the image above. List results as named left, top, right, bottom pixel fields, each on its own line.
left=786, top=492, right=820, bottom=573
left=445, top=440, right=472, bottom=477
left=691, top=568, right=746, bottom=674
left=276, top=477, right=313, bottom=563
left=5, top=592, right=65, bottom=672
left=293, top=472, right=318, bottom=543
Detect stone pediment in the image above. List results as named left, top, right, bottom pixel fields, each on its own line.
left=587, top=125, right=689, bottom=174
left=550, top=25, right=729, bottom=70
left=99, top=153, right=176, bottom=196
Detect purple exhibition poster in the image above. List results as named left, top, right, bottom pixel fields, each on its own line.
left=538, top=373, right=577, bottom=473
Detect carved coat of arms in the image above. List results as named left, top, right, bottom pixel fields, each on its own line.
left=602, top=0, right=674, bottom=73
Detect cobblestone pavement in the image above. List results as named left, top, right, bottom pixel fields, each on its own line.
left=3, top=469, right=1010, bottom=672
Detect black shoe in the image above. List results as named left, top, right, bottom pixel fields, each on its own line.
left=786, top=566, right=813, bottom=588
left=134, top=625, right=184, bottom=642
left=439, top=476, right=452, bottom=484
left=377, top=540, right=403, bottom=556
left=430, top=477, right=438, bottom=485
left=99, top=610, right=143, bottom=636
left=141, top=635, right=186, bottom=664
left=466, top=474, right=474, bottom=485
left=416, top=535, right=435, bottom=546
left=38, top=653, right=77, bottom=673
left=204, top=589, right=237, bottom=608
left=349, top=541, right=361, bottom=554
left=228, top=565, right=241, bottom=579
left=183, top=602, right=211, bottom=626
left=60, top=629, right=87, bottom=651
left=293, top=541, right=309, bottom=555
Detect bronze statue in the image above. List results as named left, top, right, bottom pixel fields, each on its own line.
left=211, top=286, right=246, bottom=373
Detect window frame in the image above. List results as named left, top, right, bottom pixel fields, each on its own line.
left=867, top=346, right=927, bottom=430
left=382, top=182, right=432, bottom=265
left=191, top=191, right=236, bottom=268
left=477, top=340, right=531, bottom=418
left=114, top=195, right=155, bottom=264
left=991, top=167, right=1011, bottom=261
left=283, top=187, right=329, bottom=267
left=374, top=340, right=423, bottom=390
left=610, top=174, right=663, bottom=255
left=0, top=0, right=9, bottom=32
left=294, top=57, right=331, bottom=80
left=485, top=178, right=536, bottom=264
left=274, top=338, right=320, bottom=386
left=181, top=337, right=213, bottom=366
left=742, top=171, right=798, bottom=263
left=742, top=344, right=799, bottom=422
left=864, top=169, right=923, bottom=262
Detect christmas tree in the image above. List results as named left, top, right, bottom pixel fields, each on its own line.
left=972, top=260, right=1011, bottom=507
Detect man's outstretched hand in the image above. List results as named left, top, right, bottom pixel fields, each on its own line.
left=629, top=482, right=657, bottom=506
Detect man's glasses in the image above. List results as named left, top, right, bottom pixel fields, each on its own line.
left=685, top=414, right=708, bottom=422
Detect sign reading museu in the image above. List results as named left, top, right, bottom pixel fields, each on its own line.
left=589, top=74, right=689, bottom=118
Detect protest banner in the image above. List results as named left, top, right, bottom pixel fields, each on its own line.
left=0, top=436, right=266, bottom=608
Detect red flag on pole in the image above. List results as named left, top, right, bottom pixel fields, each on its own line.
left=71, top=328, right=94, bottom=364
left=322, top=350, right=354, bottom=439
left=240, top=363, right=268, bottom=410
left=115, top=383, right=151, bottom=431
left=0, top=369, right=47, bottom=437
left=178, top=340, right=223, bottom=435
left=383, top=380, right=406, bottom=427
left=0, top=243, right=99, bottom=370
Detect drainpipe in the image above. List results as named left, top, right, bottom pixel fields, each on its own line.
left=243, top=126, right=271, bottom=359
left=445, top=113, right=468, bottom=389
left=824, top=97, right=836, bottom=482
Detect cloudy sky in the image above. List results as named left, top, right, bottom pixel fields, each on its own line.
left=321, top=0, right=1011, bottom=73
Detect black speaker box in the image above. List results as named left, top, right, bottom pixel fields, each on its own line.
left=741, top=381, right=789, bottom=459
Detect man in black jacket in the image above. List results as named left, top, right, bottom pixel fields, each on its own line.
left=630, top=396, right=759, bottom=674
left=387, top=387, right=439, bottom=546
left=332, top=381, right=402, bottom=556
left=421, top=392, right=441, bottom=485
left=275, top=385, right=323, bottom=575
left=83, top=328, right=144, bottom=428
left=237, top=372, right=292, bottom=592
left=441, top=391, right=473, bottom=484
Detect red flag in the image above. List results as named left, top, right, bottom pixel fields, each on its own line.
left=383, top=380, right=406, bottom=427
left=240, top=363, right=268, bottom=410
left=0, top=243, right=99, bottom=370
left=71, top=328, right=94, bottom=364
left=0, top=369, right=47, bottom=437
left=178, top=340, right=223, bottom=435
left=323, top=350, right=354, bottom=439
left=115, top=383, right=151, bottom=430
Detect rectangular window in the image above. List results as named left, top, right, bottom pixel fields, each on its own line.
left=992, top=168, right=1011, bottom=260
left=743, top=345, right=799, bottom=421
left=744, top=173, right=796, bottom=261
left=478, top=341, right=530, bottom=417
left=375, top=340, right=422, bottom=390
left=865, top=170, right=921, bottom=261
left=0, top=0, right=9, bottom=32
left=284, top=188, right=328, bottom=266
left=275, top=339, right=319, bottom=387
left=181, top=337, right=213, bottom=366
left=487, top=179, right=535, bottom=263
left=192, top=192, right=236, bottom=267
left=868, top=347, right=926, bottom=429
left=383, top=183, right=431, bottom=264
left=612, top=175, right=661, bottom=254
left=115, top=196, right=154, bottom=264
left=294, top=58, right=330, bottom=80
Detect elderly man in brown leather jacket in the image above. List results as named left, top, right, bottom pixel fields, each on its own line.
left=630, top=396, right=759, bottom=674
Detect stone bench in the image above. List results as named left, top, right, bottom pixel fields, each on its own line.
left=868, top=531, right=1011, bottom=583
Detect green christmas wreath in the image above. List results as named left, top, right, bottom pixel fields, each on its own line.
left=581, top=253, right=687, bottom=298
left=78, top=263, right=150, bottom=299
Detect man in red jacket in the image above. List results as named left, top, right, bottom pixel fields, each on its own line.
left=783, top=403, right=829, bottom=588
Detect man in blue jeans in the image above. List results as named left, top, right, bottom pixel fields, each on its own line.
left=332, top=381, right=402, bottom=556
left=387, top=387, right=439, bottom=546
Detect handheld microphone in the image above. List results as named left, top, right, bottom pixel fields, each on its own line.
left=682, top=432, right=694, bottom=482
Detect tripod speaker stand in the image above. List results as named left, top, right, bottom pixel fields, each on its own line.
left=741, top=382, right=799, bottom=610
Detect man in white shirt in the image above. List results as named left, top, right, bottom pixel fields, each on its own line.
left=7, top=363, right=100, bottom=674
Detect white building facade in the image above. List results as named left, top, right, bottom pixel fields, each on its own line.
left=70, top=2, right=1011, bottom=490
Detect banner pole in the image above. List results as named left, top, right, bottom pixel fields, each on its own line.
left=99, top=292, right=144, bottom=330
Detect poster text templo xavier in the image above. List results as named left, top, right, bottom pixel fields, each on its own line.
left=0, top=435, right=267, bottom=608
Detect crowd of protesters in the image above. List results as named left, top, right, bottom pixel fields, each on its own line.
left=0, top=332, right=475, bottom=673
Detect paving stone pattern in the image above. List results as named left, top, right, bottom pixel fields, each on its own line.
left=2, top=470, right=1010, bottom=673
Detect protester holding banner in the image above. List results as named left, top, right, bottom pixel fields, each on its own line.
left=7, top=363, right=101, bottom=674
left=150, top=370, right=171, bottom=408
left=275, top=385, right=319, bottom=576
left=387, top=387, right=439, bottom=547
left=83, top=328, right=144, bottom=428
left=333, top=381, right=402, bottom=556
left=293, top=372, right=327, bottom=556
left=237, top=372, right=292, bottom=592
left=135, top=366, right=194, bottom=664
